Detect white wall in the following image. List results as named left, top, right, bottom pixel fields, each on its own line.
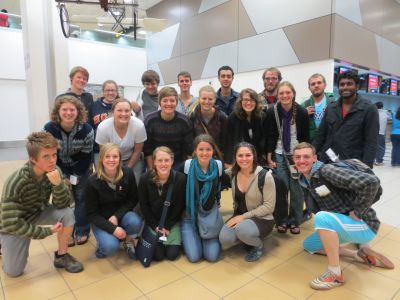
left=165, top=59, right=335, bottom=103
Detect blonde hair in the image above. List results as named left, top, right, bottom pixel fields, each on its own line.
left=26, top=132, right=60, bottom=159
left=51, top=95, right=87, bottom=124
left=96, top=143, right=124, bottom=183
left=150, top=146, right=174, bottom=186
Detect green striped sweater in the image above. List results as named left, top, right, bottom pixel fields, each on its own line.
left=0, top=162, right=72, bottom=239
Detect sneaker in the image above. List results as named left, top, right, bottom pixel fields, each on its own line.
left=54, top=252, right=84, bottom=273
left=123, top=239, right=136, bottom=260
left=310, top=270, right=345, bottom=290
left=374, top=162, right=384, bottom=166
left=244, top=246, right=263, bottom=262
left=357, top=247, right=394, bottom=269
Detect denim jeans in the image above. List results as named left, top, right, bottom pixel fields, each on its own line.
left=181, top=217, right=220, bottom=262
left=391, top=134, right=400, bottom=166
left=375, top=134, right=386, bottom=163
left=70, top=170, right=91, bottom=237
left=274, top=153, right=304, bottom=226
left=92, top=211, right=142, bottom=258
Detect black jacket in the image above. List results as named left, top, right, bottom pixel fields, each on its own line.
left=313, top=95, right=379, bottom=167
left=85, top=167, right=138, bottom=234
left=225, top=112, right=266, bottom=164
left=264, top=102, right=310, bottom=154
left=138, top=171, right=186, bottom=230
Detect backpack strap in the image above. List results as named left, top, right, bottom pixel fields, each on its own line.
left=257, top=168, right=268, bottom=196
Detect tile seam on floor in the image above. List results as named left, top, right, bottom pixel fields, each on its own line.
left=1, top=268, right=54, bottom=288
left=167, top=258, right=212, bottom=275
left=118, top=266, right=146, bottom=297
left=256, top=274, right=304, bottom=300
left=136, top=272, right=187, bottom=296
left=186, top=271, right=230, bottom=299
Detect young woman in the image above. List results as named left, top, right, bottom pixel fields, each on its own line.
left=225, top=88, right=266, bottom=167
left=265, top=81, right=309, bottom=234
left=44, top=95, right=94, bottom=245
left=181, top=134, right=223, bottom=262
left=89, top=80, right=119, bottom=166
left=96, top=98, right=147, bottom=185
left=219, top=142, right=275, bottom=262
left=143, top=87, right=194, bottom=170
left=138, top=147, right=186, bottom=261
left=85, top=143, right=142, bottom=259
left=391, top=106, right=400, bottom=167
left=189, top=85, right=228, bottom=162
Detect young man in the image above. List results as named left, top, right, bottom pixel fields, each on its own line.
left=0, top=132, right=84, bottom=277
left=62, top=66, right=94, bottom=113
left=132, top=70, right=160, bottom=120
left=301, top=73, right=335, bottom=142
left=215, top=66, right=239, bottom=116
left=176, top=71, right=197, bottom=115
left=313, top=71, right=379, bottom=168
left=259, top=67, right=282, bottom=110
left=293, top=142, right=394, bottom=290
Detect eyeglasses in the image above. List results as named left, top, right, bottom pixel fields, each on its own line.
left=263, top=77, right=279, bottom=81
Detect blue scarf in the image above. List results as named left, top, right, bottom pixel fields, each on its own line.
left=185, top=158, right=219, bottom=224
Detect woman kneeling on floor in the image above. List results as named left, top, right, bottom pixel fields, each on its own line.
left=139, top=146, right=186, bottom=261
left=219, top=142, right=276, bottom=262
left=85, top=143, right=142, bottom=259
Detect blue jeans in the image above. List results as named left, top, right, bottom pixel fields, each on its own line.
left=375, top=134, right=385, bottom=163
left=69, top=170, right=91, bottom=237
left=391, top=134, right=400, bottom=166
left=274, top=153, right=304, bottom=226
left=181, top=217, right=220, bottom=262
left=92, top=211, right=142, bottom=258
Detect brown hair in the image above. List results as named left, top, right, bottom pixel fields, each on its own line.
left=102, top=80, right=119, bottom=95
left=293, top=142, right=316, bottom=155
left=231, top=142, right=258, bottom=176
left=96, top=143, right=124, bottom=183
left=51, top=95, right=87, bottom=124
left=26, top=131, right=59, bottom=159
left=193, top=134, right=216, bottom=157
left=177, top=71, right=192, bottom=81
left=111, top=97, right=132, bottom=112
left=262, top=67, right=282, bottom=81
left=141, top=70, right=160, bottom=84
left=69, top=66, right=89, bottom=81
left=158, top=86, right=178, bottom=104
left=234, top=88, right=263, bottom=120
left=308, top=73, right=326, bottom=86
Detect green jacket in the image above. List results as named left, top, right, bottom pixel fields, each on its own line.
left=0, top=163, right=72, bottom=239
left=301, top=92, right=335, bottom=141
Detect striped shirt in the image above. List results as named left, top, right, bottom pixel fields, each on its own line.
left=0, top=163, right=72, bottom=239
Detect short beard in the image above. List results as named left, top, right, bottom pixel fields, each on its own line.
left=312, top=92, right=324, bottom=98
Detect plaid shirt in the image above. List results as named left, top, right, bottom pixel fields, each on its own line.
left=299, top=160, right=381, bottom=233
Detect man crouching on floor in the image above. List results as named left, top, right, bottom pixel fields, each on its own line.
left=292, top=142, right=394, bottom=290
left=0, top=132, right=83, bottom=277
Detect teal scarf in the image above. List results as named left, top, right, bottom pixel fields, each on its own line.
left=185, top=158, right=219, bottom=224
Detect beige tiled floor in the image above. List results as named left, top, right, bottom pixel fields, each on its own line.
left=0, top=160, right=399, bottom=300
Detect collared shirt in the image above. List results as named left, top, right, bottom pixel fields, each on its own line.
left=298, top=160, right=381, bottom=233
left=176, top=95, right=197, bottom=115
left=216, top=88, right=239, bottom=116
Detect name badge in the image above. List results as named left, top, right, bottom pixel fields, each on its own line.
left=70, top=175, right=78, bottom=185
left=315, top=185, right=331, bottom=197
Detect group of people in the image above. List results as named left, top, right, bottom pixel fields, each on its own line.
left=0, top=64, right=396, bottom=291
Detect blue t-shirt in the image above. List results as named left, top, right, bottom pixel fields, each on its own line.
left=314, top=96, right=327, bottom=128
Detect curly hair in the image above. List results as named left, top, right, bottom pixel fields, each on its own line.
left=234, top=88, right=263, bottom=120
left=50, top=95, right=87, bottom=124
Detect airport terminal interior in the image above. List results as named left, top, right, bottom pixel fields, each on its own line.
left=1, top=0, right=400, bottom=299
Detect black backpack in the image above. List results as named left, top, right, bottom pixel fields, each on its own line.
left=257, top=168, right=288, bottom=209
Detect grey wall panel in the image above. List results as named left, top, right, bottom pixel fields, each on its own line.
left=284, top=15, right=332, bottom=63
left=201, top=41, right=238, bottom=79
left=381, top=0, right=400, bottom=45
left=376, top=36, right=400, bottom=77
left=359, top=0, right=384, bottom=35
left=180, top=49, right=210, bottom=81
left=238, top=0, right=257, bottom=40
left=332, top=15, right=379, bottom=70
left=146, top=0, right=181, bottom=27
left=238, top=29, right=299, bottom=73
left=180, top=0, right=238, bottom=56
left=158, top=57, right=181, bottom=85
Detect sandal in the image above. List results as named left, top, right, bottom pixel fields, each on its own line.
left=75, top=235, right=89, bottom=246
left=289, top=225, right=300, bottom=235
left=276, top=224, right=288, bottom=234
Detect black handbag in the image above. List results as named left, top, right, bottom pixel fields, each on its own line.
left=136, top=172, right=175, bottom=268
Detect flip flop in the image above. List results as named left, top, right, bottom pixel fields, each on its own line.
left=289, top=225, right=300, bottom=235
left=75, top=235, right=89, bottom=246
left=276, top=224, right=288, bottom=234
